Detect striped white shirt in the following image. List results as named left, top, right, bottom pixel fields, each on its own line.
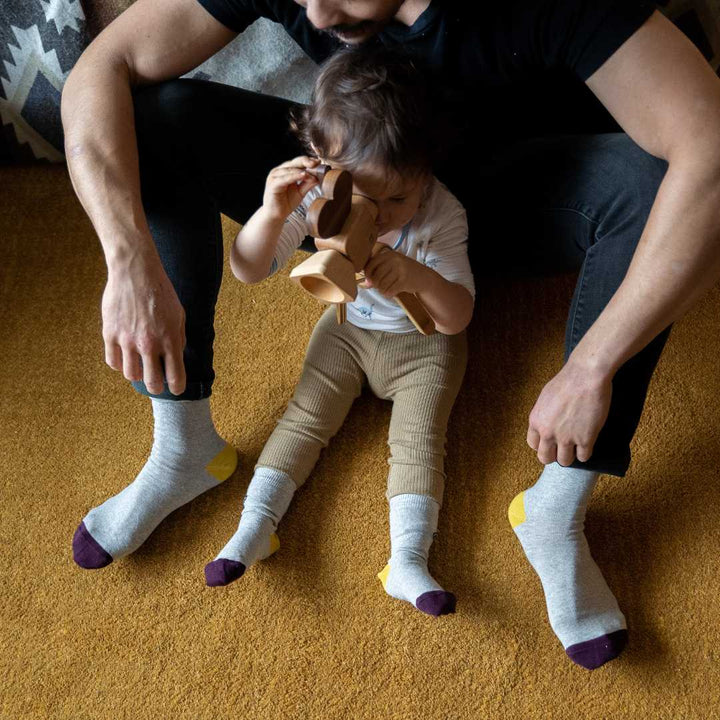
left=270, top=176, right=475, bottom=333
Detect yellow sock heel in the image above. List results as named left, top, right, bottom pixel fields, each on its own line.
left=508, top=491, right=527, bottom=529
left=205, top=444, right=238, bottom=483
left=268, top=532, right=280, bottom=556
left=377, top=563, right=391, bottom=590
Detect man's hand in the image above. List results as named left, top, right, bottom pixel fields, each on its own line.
left=361, top=248, right=424, bottom=298
left=526, top=360, right=613, bottom=466
left=101, top=253, right=187, bottom=396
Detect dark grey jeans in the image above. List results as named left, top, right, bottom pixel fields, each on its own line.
left=131, top=78, right=671, bottom=477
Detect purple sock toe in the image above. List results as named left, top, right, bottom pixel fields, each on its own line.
left=416, top=590, right=456, bottom=617
left=204, top=559, right=246, bottom=587
left=72, top=521, right=113, bottom=569
left=566, top=629, right=628, bottom=670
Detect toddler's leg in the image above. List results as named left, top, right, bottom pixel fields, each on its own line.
left=509, top=462, right=627, bottom=670
left=205, top=308, right=366, bottom=587
left=375, top=330, right=467, bottom=616
left=379, top=494, right=456, bottom=616
left=73, top=398, right=236, bottom=568
left=204, top=467, right=294, bottom=586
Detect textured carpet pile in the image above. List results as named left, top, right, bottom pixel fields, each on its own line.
left=1, top=165, right=719, bottom=719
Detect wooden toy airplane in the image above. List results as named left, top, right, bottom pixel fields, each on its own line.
left=289, top=165, right=436, bottom=336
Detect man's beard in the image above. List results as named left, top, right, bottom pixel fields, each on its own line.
left=313, top=1, right=405, bottom=43
left=318, top=20, right=383, bottom=43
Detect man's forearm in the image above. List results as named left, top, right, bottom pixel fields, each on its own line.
left=61, top=50, right=156, bottom=269
left=569, top=153, right=720, bottom=377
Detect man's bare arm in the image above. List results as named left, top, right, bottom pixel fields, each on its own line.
left=577, top=9, right=720, bottom=376
left=527, top=10, right=720, bottom=466
left=60, top=0, right=237, bottom=395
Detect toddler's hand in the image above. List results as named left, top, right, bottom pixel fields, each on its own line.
left=361, top=249, right=424, bottom=299
left=263, top=156, right=321, bottom=220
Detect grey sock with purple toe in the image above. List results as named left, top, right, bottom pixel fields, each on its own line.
left=378, top=494, right=456, bottom=617
left=509, top=462, right=627, bottom=670
left=205, top=467, right=296, bottom=587
left=73, top=398, right=237, bottom=569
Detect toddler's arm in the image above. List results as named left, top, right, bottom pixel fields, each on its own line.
left=414, top=268, right=474, bottom=335
left=363, top=253, right=473, bottom=334
left=230, top=156, right=319, bottom=283
left=417, top=196, right=475, bottom=334
left=363, top=195, right=475, bottom=334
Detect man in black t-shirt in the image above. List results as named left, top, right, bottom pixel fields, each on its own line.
left=62, top=0, right=720, bottom=669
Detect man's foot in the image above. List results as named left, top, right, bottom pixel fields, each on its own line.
left=378, top=494, right=456, bottom=617
left=509, top=462, right=627, bottom=670
left=73, top=398, right=237, bottom=568
left=205, top=468, right=295, bottom=587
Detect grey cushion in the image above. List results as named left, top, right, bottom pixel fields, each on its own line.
left=182, top=17, right=316, bottom=105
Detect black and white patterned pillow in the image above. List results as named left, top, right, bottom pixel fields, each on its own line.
left=0, top=2, right=316, bottom=165
left=0, top=0, right=90, bottom=164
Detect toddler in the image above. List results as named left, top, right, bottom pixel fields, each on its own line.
left=204, top=47, right=475, bottom=617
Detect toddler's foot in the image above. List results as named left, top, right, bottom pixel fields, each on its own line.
left=73, top=398, right=237, bottom=569
left=378, top=494, right=455, bottom=617
left=205, top=467, right=295, bottom=587
left=378, top=558, right=456, bottom=616
left=509, top=462, right=627, bottom=670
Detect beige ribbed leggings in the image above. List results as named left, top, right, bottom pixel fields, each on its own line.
left=256, top=306, right=468, bottom=504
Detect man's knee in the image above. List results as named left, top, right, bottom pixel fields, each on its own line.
left=611, top=135, right=668, bottom=215
left=132, top=79, right=205, bottom=152
left=584, top=135, right=669, bottom=262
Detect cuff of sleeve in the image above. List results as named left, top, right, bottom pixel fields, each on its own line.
left=194, top=0, right=255, bottom=34
left=574, top=1, right=656, bottom=82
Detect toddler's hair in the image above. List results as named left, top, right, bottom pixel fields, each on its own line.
left=290, top=46, right=440, bottom=178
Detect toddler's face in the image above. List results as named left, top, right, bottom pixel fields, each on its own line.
left=348, top=166, right=429, bottom=237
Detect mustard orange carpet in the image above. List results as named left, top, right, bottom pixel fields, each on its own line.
left=1, top=165, right=719, bottom=719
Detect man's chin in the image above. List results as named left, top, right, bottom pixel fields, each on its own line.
left=329, top=24, right=382, bottom=44
left=335, top=34, right=369, bottom=44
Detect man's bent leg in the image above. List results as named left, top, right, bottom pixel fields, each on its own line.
left=443, top=133, right=668, bottom=667
left=130, top=78, right=305, bottom=400
left=541, top=134, right=669, bottom=475
left=73, top=81, right=303, bottom=567
left=444, top=133, right=670, bottom=475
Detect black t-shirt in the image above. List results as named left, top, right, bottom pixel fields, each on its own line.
left=194, top=0, right=656, bottom=138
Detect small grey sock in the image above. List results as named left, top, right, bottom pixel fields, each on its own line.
left=204, top=467, right=296, bottom=587
left=378, top=494, right=456, bottom=617
left=509, top=462, right=627, bottom=669
left=73, top=398, right=237, bottom=567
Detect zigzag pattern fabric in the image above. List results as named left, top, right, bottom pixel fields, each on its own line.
left=0, top=0, right=89, bottom=163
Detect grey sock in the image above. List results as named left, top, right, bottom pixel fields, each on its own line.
left=509, top=462, right=627, bottom=669
left=75, top=398, right=237, bottom=565
left=378, top=494, right=456, bottom=617
left=213, top=467, right=295, bottom=564
left=204, top=467, right=295, bottom=586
